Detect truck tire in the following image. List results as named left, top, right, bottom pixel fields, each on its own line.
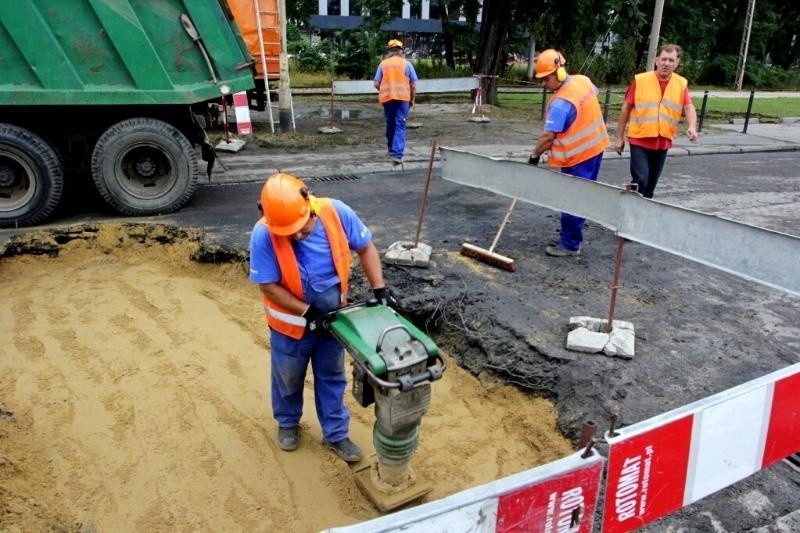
left=0, top=124, right=65, bottom=228
left=91, top=118, right=199, bottom=216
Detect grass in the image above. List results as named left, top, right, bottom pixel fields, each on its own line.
left=495, top=91, right=800, bottom=123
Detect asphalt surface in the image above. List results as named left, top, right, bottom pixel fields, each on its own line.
left=205, top=116, right=800, bottom=185
left=2, top=116, right=799, bottom=531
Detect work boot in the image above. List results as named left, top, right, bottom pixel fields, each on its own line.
left=323, top=438, right=363, bottom=462
left=545, top=245, right=581, bottom=257
left=278, top=427, right=299, bottom=451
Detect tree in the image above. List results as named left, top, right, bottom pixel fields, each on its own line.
left=473, top=0, right=518, bottom=104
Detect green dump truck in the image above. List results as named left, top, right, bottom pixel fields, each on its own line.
left=0, top=0, right=258, bottom=227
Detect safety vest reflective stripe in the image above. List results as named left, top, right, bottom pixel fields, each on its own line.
left=265, top=305, right=307, bottom=327
left=628, top=72, right=687, bottom=140
left=547, top=75, right=610, bottom=167
left=378, top=56, right=412, bottom=103
left=551, top=117, right=609, bottom=161
left=629, top=112, right=680, bottom=127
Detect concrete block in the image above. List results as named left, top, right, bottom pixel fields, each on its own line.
left=781, top=117, right=800, bottom=124
left=569, top=316, right=634, bottom=332
left=605, top=326, right=636, bottom=359
left=729, top=117, right=760, bottom=125
left=566, top=327, right=609, bottom=353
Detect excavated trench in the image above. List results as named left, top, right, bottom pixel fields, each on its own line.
left=0, top=222, right=574, bottom=532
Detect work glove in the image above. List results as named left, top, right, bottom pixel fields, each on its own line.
left=528, top=155, right=540, bottom=166
left=303, top=303, right=331, bottom=334
left=373, top=287, right=399, bottom=309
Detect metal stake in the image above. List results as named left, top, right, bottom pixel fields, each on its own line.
left=414, top=140, right=437, bottom=247
left=606, top=235, right=626, bottom=333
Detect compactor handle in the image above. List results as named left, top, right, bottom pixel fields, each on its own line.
left=372, top=324, right=446, bottom=391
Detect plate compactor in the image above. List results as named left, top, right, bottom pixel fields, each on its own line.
left=328, top=300, right=447, bottom=512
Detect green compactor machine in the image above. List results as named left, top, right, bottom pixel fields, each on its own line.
left=328, top=300, right=447, bottom=512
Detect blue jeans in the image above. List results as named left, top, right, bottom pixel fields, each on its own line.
left=383, top=100, right=410, bottom=159
left=629, top=144, right=667, bottom=198
left=558, top=153, right=604, bottom=251
left=269, top=284, right=349, bottom=442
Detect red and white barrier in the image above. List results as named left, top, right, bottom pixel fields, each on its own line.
left=233, top=91, right=252, bottom=135
left=602, top=362, right=800, bottom=532
left=322, top=451, right=604, bottom=533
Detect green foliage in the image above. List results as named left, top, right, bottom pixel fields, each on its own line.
left=334, top=33, right=378, bottom=80
left=700, top=55, right=738, bottom=87
left=286, top=23, right=304, bottom=54
left=293, top=40, right=333, bottom=73
left=286, top=0, right=799, bottom=90
left=413, top=60, right=473, bottom=79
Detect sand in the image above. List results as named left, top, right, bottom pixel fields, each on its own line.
left=0, top=224, right=573, bottom=532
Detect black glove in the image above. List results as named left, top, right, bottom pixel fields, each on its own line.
left=528, top=155, right=540, bottom=166
left=373, top=287, right=399, bottom=309
left=302, top=303, right=330, bottom=334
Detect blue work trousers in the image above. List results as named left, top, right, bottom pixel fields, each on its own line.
left=383, top=100, right=410, bottom=159
left=629, top=144, right=668, bottom=198
left=558, top=153, right=604, bottom=251
left=269, top=328, right=349, bottom=443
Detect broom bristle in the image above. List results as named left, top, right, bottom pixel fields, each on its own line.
left=460, top=243, right=516, bottom=272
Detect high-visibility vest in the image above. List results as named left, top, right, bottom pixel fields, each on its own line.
left=628, top=71, right=687, bottom=140
left=547, top=75, right=610, bottom=167
left=377, top=56, right=412, bottom=104
left=260, top=198, right=351, bottom=339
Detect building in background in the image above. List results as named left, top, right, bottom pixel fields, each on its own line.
left=310, top=0, right=482, bottom=34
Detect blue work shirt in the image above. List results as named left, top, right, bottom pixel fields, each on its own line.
left=249, top=199, right=372, bottom=296
left=543, top=97, right=578, bottom=134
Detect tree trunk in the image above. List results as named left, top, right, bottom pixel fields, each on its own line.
left=439, top=9, right=456, bottom=70
left=474, top=0, right=516, bottom=105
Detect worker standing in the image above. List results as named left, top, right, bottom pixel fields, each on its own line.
left=374, top=39, right=418, bottom=165
left=249, top=172, right=398, bottom=462
left=529, top=49, right=610, bottom=257
left=615, top=43, right=698, bottom=198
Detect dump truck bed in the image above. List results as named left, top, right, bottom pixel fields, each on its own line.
left=0, top=0, right=255, bottom=106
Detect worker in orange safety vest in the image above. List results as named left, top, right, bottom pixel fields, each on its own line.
left=529, top=49, right=610, bottom=257
left=615, top=43, right=698, bottom=198
left=248, top=172, right=398, bottom=462
left=373, top=38, right=418, bottom=165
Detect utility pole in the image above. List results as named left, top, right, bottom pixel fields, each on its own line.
left=278, top=0, right=294, bottom=132
left=735, top=0, right=757, bottom=91
left=526, top=36, right=535, bottom=81
left=645, top=0, right=665, bottom=71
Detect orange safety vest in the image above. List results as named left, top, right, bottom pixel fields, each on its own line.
left=628, top=71, right=687, bottom=140
left=377, top=56, right=412, bottom=104
left=546, top=75, right=610, bottom=167
left=260, top=198, right=352, bottom=339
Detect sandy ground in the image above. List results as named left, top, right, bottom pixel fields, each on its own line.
left=0, top=224, right=573, bottom=532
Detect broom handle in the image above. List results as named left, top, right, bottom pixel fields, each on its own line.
left=414, top=140, right=437, bottom=246
left=488, top=198, right=517, bottom=253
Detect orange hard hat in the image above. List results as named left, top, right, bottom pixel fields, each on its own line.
left=535, top=49, right=567, bottom=78
left=387, top=39, right=403, bottom=49
left=260, top=173, right=312, bottom=236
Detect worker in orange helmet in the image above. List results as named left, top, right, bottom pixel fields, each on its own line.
left=529, top=49, right=610, bottom=257
left=373, top=38, right=418, bottom=165
left=249, top=173, right=398, bottom=461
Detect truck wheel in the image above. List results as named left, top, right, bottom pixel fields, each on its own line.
left=0, top=124, right=64, bottom=228
left=91, top=118, right=198, bottom=216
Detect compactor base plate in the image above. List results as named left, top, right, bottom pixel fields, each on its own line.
left=352, top=457, right=432, bottom=512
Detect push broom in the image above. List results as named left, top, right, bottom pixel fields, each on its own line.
left=460, top=198, right=517, bottom=272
